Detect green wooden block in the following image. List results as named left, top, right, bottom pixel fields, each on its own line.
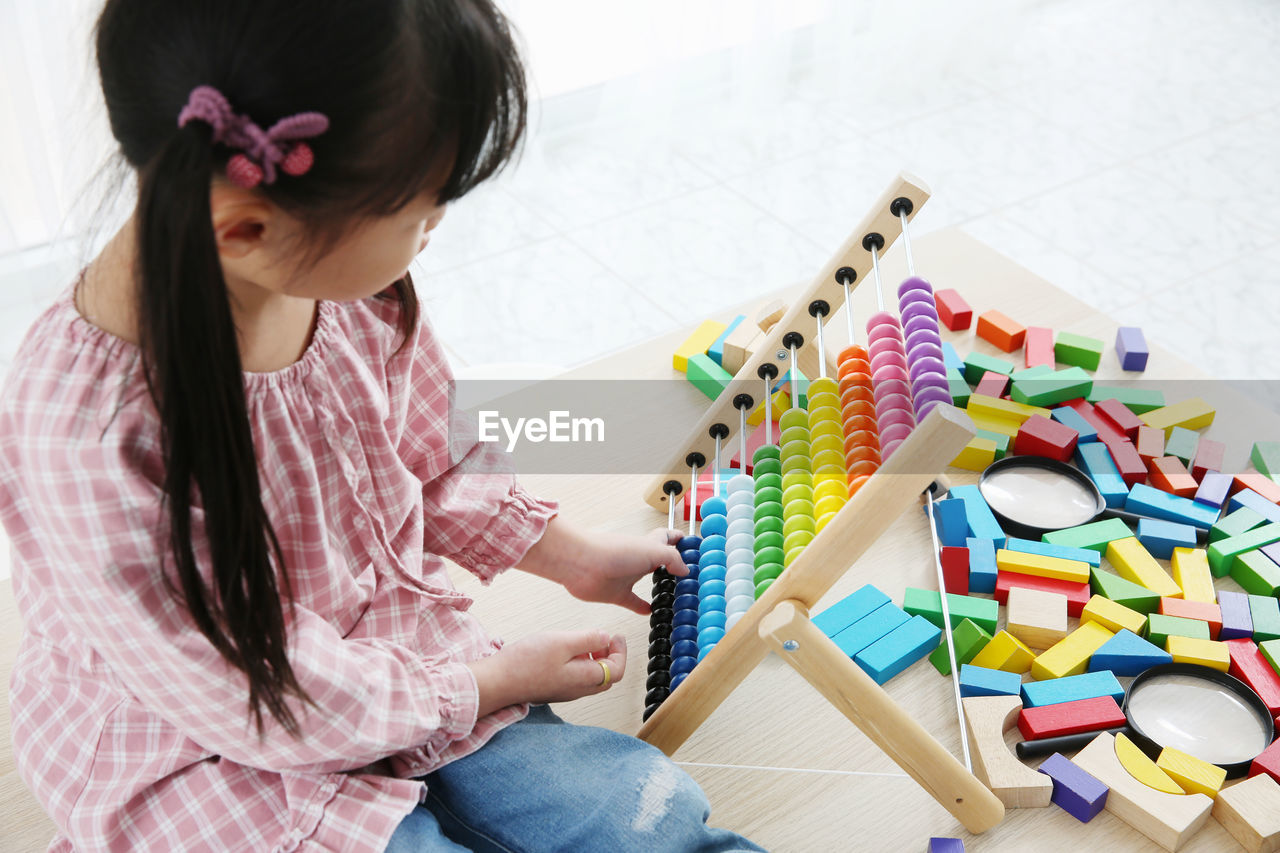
left=687, top=353, right=733, bottom=400
left=1090, top=567, right=1161, bottom=613
left=947, top=368, right=971, bottom=409
left=1054, top=332, right=1104, bottom=371
left=928, top=618, right=993, bottom=675
left=1208, top=523, right=1280, bottom=577
left=1253, top=442, right=1280, bottom=481
left=1009, top=367, right=1094, bottom=407
left=1145, top=613, right=1211, bottom=647
left=1260, top=639, right=1280, bottom=675
left=1211, top=506, right=1266, bottom=543
left=1086, top=386, right=1166, bottom=414
left=1044, top=517, right=1134, bottom=555
left=1164, top=427, right=1200, bottom=466
left=1011, top=364, right=1055, bottom=382
left=975, top=428, right=1011, bottom=460
left=1231, top=549, right=1280, bottom=596
left=902, top=588, right=1000, bottom=634
left=963, top=352, right=1015, bottom=385
left=1250, top=595, right=1280, bottom=643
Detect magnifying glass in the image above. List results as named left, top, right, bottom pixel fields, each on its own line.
left=1017, top=664, right=1275, bottom=777
left=976, top=456, right=1209, bottom=544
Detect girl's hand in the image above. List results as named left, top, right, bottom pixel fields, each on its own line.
left=468, top=630, right=627, bottom=717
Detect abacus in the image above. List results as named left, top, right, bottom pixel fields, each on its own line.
left=639, top=174, right=1006, bottom=834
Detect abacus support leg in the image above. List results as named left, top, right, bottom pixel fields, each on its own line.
left=758, top=599, right=1006, bottom=835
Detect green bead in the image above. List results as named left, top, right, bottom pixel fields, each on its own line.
left=753, top=501, right=784, bottom=524
left=753, top=486, right=783, bottom=507
left=752, top=457, right=782, bottom=478
left=753, top=530, right=784, bottom=552
left=753, top=445, right=781, bottom=464
left=754, top=515, right=783, bottom=537
left=754, top=546, right=785, bottom=569
left=753, top=564, right=783, bottom=586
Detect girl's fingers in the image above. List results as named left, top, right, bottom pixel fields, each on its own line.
left=660, top=543, right=689, bottom=578
left=557, top=630, right=611, bottom=661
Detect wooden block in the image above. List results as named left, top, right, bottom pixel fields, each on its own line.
left=1021, top=670, right=1124, bottom=708
left=1044, top=517, right=1133, bottom=555
left=942, top=341, right=965, bottom=371
left=948, top=484, right=1007, bottom=546
left=966, top=409, right=1020, bottom=439
left=1073, top=732, right=1213, bottom=851
left=932, top=497, right=970, bottom=547
left=963, top=695, right=1053, bottom=808
left=1251, top=738, right=1280, bottom=786
left=967, top=537, right=999, bottom=594
left=1005, top=536, right=1101, bottom=566
left=929, top=616, right=992, bottom=675
left=939, top=546, right=970, bottom=594
left=977, top=309, right=1027, bottom=353
left=1213, top=508, right=1268, bottom=544
left=959, top=663, right=1022, bottom=697
left=1138, top=517, right=1198, bottom=559
left=830, top=601, right=910, bottom=657
left=1115, top=731, right=1186, bottom=794
left=947, top=367, right=972, bottom=409
left=854, top=614, right=942, bottom=684
left=1146, top=613, right=1211, bottom=647
left=1075, top=442, right=1129, bottom=508
left=1236, top=473, right=1280, bottom=505
left=1233, top=549, right=1280, bottom=596
left=1095, top=398, right=1145, bottom=440
left=746, top=388, right=790, bottom=426
left=1115, top=326, right=1149, bottom=372
left=962, top=352, right=1016, bottom=385
left=1024, top=326, right=1054, bottom=369
left=1147, top=457, right=1199, bottom=498
left=1213, top=773, right=1280, bottom=853
left=1157, top=747, right=1226, bottom=797
left=974, top=369, right=1010, bottom=399
left=1170, top=547, right=1216, bottom=602
left=1090, top=566, right=1162, bottom=614
left=754, top=298, right=786, bottom=332
left=1164, top=427, right=1200, bottom=467
left=1263, top=639, right=1280, bottom=676
left=1082, top=594, right=1147, bottom=636
left=1141, top=397, right=1216, bottom=435
left=1159, top=597, right=1221, bottom=638
left=1052, top=404, right=1099, bottom=443
left=1007, top=587, right=1069, bottom=650
left=997, top=549, right=1091, bottom=584
left=813, top=584, right=893, bottom=637
left=686, top=353, right=733, bottom=400
left=951, top=436, right=997, bottom=471
left=966, top=393, right=1051, bottom=426
left=1107, top=537, right=1181, bottom=598
left=1232, top=489, right=1280, bottom=524
left=1054, top=331, right=1104, bottom=371
left=1220, top=590, right=1256, bottom=641
left=1166, top=636, right=1229, bottom=671
left=1014, top=414, right=1079, bottom=462
left=927, top=838, right=966, bottom=853
left=1191, top=438, right=1225, bottom=481
left=995, top=571, right=1091, bottom=618
left=674, top=319, right=727, bottom=372
left=975, top=428, right=1011, bottom=460
left=720, top=324, right=760, bottom=374
left=1195, top=470, right=1233, bottom=509
left=1010, top=367, right=1093, bottom=408
left=934, top=288, right=972, bottom=331
left=1031, top=621, right=1114, bottom=680
left=901, top=588, right=1000, bottom=634
left=1018, top=695, right=1126, bottom=740
left=1250, top=595, right=1280, bottom=642
left=1107, top=438, right=1150, bottom=487
left=1137, top=426, right=1166, bottom=466
left=1227, top=639, right=1280, bottom=716
left=1087, top=385, right=1166, bottom=414
left=1089, top=628, right=1172, bottom=676
left=1038, top=752, right=1109, bottom=822
left=1253, top=442, right=1280, bottom=482
left=1126, top=483, right=1221, bottom=531
left=970, top=630, right=1036, bottom=674
left=706, top=314, right=745, bottom=366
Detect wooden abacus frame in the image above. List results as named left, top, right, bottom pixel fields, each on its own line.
left=637, top=174, right=1006, bottom=834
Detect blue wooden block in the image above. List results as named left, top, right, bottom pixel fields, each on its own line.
left=1136, top=517, right=1198, bottom=560
left=1195, top=471, right=1233, bottom=509
left=1087, top=629, right=1172, bottom=677
left=831, top=602, right=909, bottom=658
left=1230, top=488, right=1280, bottom=525
left=813, top=585, right=892, bottom=638
left=966, top=537, right=999, bottom=594
left=1126, top=482, right=1221, bottom=530
left=1004, top=537, right=1102, bottom=568
left=941, top=341, right=965, bottom=372
left=1038, top=752, right=1109, bottom=822
left=1021, top=671, right=1125, bottom=707
left=932, top=497, right=969, bottom=547
left=1051, top=405, right=1099, bottom=443
left=928, top=838, right=965, bottom=853
left=958, top=664, right=1022, bottom=697
left=1075, top=442, right=1129, bottom=509
left=855, top=615, right=942, bottom=684
left=1218, top=589, right=1254, bottom=640
left=1115, top=326, right=1149, bottom=372
left=948, top=484, right=1007, bottom=547
left=707, top=314, right=745, bottom=366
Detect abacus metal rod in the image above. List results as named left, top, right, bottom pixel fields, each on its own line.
left=789, top=343, right=800, bottom=402
left=842, top=277, right=857, bottom=345
left=869, top=242, right=885, bottom=313
left=814, top=313, right=827, bottom=380
left=713, top=435, right=722, bottom=496
left=688, top=463, right=699, bottom=537
left=667, top=490, right=677, bottom=531
left=763, top=374, right=773, bottom=447
left=924, top=487, right=971, bottom=773
left=898, top=208, right=916, bottom=277
left=738, top=405, right=748, bottom=471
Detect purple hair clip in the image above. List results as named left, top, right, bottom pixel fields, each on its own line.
left=177, top=85, right=330, bottom=189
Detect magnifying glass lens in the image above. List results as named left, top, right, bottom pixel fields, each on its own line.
left=1127, top=673, right=1273, bottom=765
left=979, top=465, right=1098, bottom=530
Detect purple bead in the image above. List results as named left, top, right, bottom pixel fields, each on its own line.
left=900, top=298, right=939, bottom=327
left=897, top=275, right=934, bottom=299
left=907, top=340, right=945, bottom=365
left=905, top=326, right=943, bottom=351
left=914, top=386, right=953, bottom=417
left=909, top=356, right=948, bottom=384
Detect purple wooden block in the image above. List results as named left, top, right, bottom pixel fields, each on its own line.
left=927, top=839, right=965, bottom=853
left=1219, top=589, right=1255, bottom=640
left=1115, top=326, right=1149, bottom=372
left=1038, top=752, right=1108, bottom=822
left=1194, top=470, right=1233, bottom=509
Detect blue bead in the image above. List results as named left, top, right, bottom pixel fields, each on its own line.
left=673, top=609, right=699, bottom=627
left=701, top=497, right=728, bottom=518
left=673, top=594, right=700, bottom=611
left=675, top=578, right=700, bottom=597
left=698, top=626, right=726, bottom=648
left=698, top=549, right=727, bottom=569
left=670, top=656, right=696, bottom=677
left=700, top=534, right=727, bottom=553
left=669, top=672, right=688, bottom=690
left=670, top=624, right=699, bottom=643
left=700, top=514, right=728, bottom=537
left=698, top=580, right=727, bottom=599
left=697, top=610, right=727, bottom=631
left=671, top=639, right=699, bottom=659
left=681, top=549, right=702, bottom=565
left=697, top=565, right=726, bottom=584
left=697, top=594, right=727, bottom=616
left=677, top=536, right=702, bottom=552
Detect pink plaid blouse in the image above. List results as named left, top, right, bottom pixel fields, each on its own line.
left=0, top=285, right=558, bottom=852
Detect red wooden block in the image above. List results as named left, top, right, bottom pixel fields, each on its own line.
left=1061, top=398, right=1129, bottom=447
left=1228, top=639, right=1280, bottom=716
left=1025, top=326, right=1055, bottom=369
left=1136, top=426, right=1165, bottom=467
left=1103, top=436, right=1148, bottom=487
left=1159, top=598, right=1222, bottom=639
left=935, top=289, right=973, bottom=331
left=1250, top=735, right=1280, bottom=784
left=976, top=310, right=1027, bottom=353
left=1018, top=695, right=1127, bottom=741
left=1015, top=414, right=1079, bottom=462
left=1147, top=456, right=1199, bottom=498
left=995, top=571, right=1091, bottom=617
left=1191, top=438, right=1225, bottom=482
left=1095, top=398, right=1144, bottom=440
left=975, top=370, right=1011, bottom=399
left=1234, top=473, right=1280, bottom=505
left=729, top=421, right=778, bottom=474
left=941, top=546, right=970, bottom=594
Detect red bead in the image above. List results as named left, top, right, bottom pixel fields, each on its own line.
left=226, top=154, right=263, bottom=188
left=282, top=142, right=315, bottom=177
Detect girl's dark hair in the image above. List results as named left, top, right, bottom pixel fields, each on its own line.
left=95, top=0, right=527, bottom=737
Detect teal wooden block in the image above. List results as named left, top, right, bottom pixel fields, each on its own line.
left=948, top=484, right=1007, bottom=547
left=830, top=601, right=909, bottom=657
left=1211, top=506, right=1267, bottom=543
left=902, top=587, right=1000, bottom=634
left=963, top=352, right=1015, bottom=385
left=947, top=368, right=972, bottom=409
left=707, top=314, right=745, bottom=366
left=1085, top=386, right=1166, bottom=414
left=1088, top=628, right=1172, bottom=676
left=1136, top=517, right=1197, bottom=560
left=1005, top=537, right=1101, bottom=567
left=1231, top=550, right=1280, bottom=596
left=1208, top=522, right=1280, bottom=577
left=929, top=617, right=993, bottom=675
left=942, top=341, right=965, bottom=371
left=856, top=615, right=942, bottom=684
left=1249, top=595, right=1280, bottom=643
left=1010, top=367, right=1093, bottom=407
left=1012, top=364, right=1055, bottom=382
left=1075, top=442, right=1129, bottom=509
left=1145, top=613, right=1210, bottom=647
left=1021, top=670, right=1125, bottom=707
left=967, top=537, right=999, bottom=594
left=1044, top=517, right=1132, bottom=554
left=975, top=428, right=1011, bottom=460
left=1054, top=332, right=1104, bottom=371
left=687, top=353, right=733, bottom=400
left=814, top=584, right=892, bottom=637
left=1090, top=567, right=1161, bottom=614
left=1125, top=483, right=1220, bottom=530
left=1164, top=426, right=1200, bottom=466
left=1253, top=442, right=1280, bottom=481
left=1052, top=406, right=1099, bottom=443
left=959, top=664, right=1022, bottom=697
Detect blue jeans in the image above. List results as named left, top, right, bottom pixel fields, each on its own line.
left=385, top=705, right=765, bottom=852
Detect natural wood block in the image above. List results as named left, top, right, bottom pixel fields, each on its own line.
left=963, top=695, right=1053, bottom=809
left=1214, top=774, right=1280, bottom=853
left=1006, top=587, right=1069, bottom=650
left=994, top=571, right=1090, bottom=617
left=721, top=323, right=761, bottom=374
left=977, top=309, right=1027, bottom=353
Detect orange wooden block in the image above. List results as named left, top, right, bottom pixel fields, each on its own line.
left=1136, top=426, right=1165, bottom=467
left=1236, top=473, right=1280, bottom=505
left=1148, top=456, right=1199, bottom=498
left=1159, top=597, right=1222, bottom=639
left=977, top=310, right=1027, bottom=353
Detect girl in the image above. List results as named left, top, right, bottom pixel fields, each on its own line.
left=0, top=1, right=765, bottom=850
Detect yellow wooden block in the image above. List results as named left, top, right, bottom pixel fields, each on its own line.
left=1140, top=397, right=1216, bottom=435
left=1171, top=547, right=1216, bottom=603
left=1166, top=635, right=1230, bottom=672
left=966, top=409, right=1021, bottom=439
left=1031, top=620, right=1114, bottom=680
left=1107, top=537, right=1181, bottom=598
left=1081, top=594, right=1147, bottom=636
left=952, top=437, right=998, bottom=471
left=674, top=320, right=727, bottom=372
left=1115, top=732, right=1185, bottom=795
left=1157, top=747, right=1227, bottom=798
left=970, top=630, right=1035, bottom=674
left=747, top=389, right=790, bottom=426
left=967, top=393, right=1052, bottom=426
left=996, top=549, right=1091, bottom=584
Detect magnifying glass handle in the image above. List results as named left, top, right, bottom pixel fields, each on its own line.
left=1015, top=726, right=1130, bottom=760
left=1098, top=508, right=1209, bottom=545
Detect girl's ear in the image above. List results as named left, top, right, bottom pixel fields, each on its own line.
left=209, top=180, right=275, bottom=261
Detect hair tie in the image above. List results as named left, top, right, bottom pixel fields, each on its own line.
left=177, top=85, right=329, bottom=189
